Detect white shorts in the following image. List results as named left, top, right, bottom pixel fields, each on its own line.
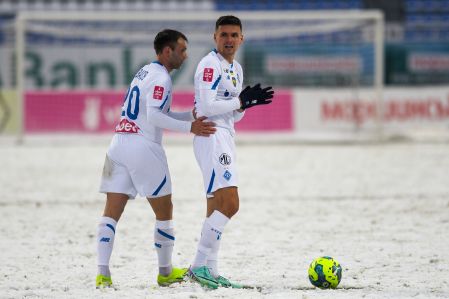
left=99, top=134, right=171, bottom=199
left=194, top=128, right=238, bottom=197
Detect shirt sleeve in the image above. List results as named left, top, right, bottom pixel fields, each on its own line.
left=233, top=63, right=245, bottom=123
left=147, top=107, right=191, bottom=133
left=233, top=110, right=245, bottom=123
left=145, top=76, right=171, bottom=109
left=195, top=60, right=241, bottom=117
left=167, top=110, right=195, bottom=121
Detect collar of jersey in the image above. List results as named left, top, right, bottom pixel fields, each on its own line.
left=151, top=60, right=169, bottom=74
left=212, top=49, right=234, bottom=68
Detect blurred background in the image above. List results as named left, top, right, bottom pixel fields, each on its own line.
left=1, top=0, right=449, bottom=142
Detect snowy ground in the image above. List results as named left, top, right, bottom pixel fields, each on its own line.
left=1, top=138, right=449, bottom=298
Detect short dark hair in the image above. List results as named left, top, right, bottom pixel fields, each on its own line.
left=154, top=29, right=188, bottom=54
left=215, top=15, right=242, bottom=31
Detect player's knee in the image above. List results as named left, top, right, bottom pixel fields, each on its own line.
left=230, top=201, right=239, bottom=217
left=223, top=199, right=239, bottom=218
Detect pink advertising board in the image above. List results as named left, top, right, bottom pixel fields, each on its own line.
left=25, top=90, right=293, bottom=133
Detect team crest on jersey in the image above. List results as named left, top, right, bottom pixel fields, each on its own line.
left=203, top=68, right=214, bottom=82
left=232, top=77, right=237, bottom=87
left=223, top=170, right=232, bottom=181
left=153, top=86, right=164, bottom=100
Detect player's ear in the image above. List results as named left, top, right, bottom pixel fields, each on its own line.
left=213, top=33, right=217, bottom=43
left=162, top=45, right=172, bottom=57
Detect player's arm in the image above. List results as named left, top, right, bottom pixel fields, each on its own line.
left=147, top=107, right=191, bottom=132
left=167, top=110, right=195, bottom=121
left=146, top=80, right=215, bottom=136
left=195, top=62, right=241, bottom=117
left=233, top=65, right=246, bottom=123
left=233, top=110, right=245, bottom=123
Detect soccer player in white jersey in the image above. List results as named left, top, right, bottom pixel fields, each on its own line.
left=95, top=29, right=216, bottom=288
left=187, top=16, right=274, bottom=289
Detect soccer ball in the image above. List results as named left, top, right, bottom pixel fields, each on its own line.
left=308, top=256, right=342, bottom=289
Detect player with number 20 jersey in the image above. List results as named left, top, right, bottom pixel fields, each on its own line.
left=95, top=29, right=215, bottom=289
left=100, top=61, right=191, bottom=199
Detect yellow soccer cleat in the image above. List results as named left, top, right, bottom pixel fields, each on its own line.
left=96, top=274, right=113, bottom=288
left=157, top=267, right=188, bottom=287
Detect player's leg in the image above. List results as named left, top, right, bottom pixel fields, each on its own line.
left=189, top=190, right=231, bottom=289
left=148, top=194, right=174, bottom=276
left=190, top=187, right=241, bottom=288
left=189, top=189, right=237, bottom=288
left=128, top=140, right=186, bottom=286
left=204, top=186, right=238, bottom=278
left=207, top=186, right=239, bottom=218
left=189, top=132, right=239, bottom=288
left=206, top=188, right=243, bottom=288
left=96, top=193, right=129, bottom=288
left=97, top=139, right=137, bottom=288
left=147, top=194, right=188, bottom=286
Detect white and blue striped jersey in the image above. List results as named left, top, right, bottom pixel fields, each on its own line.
left=194, top=50, right=245, bottom=136
left=115, top=61, right=192, bottom=144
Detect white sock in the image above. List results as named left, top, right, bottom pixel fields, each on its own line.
left=154, top=220, right=174, bottom=276
left=207, top=239, right=220, bottom=278
left=192, top=211, right=229, bottom=270
left=97, top=216, right=117, bottom=276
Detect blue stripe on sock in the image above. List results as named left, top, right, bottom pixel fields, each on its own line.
left=207, top=169, right=215, bottom=194
left=154, top=243, right=162, bottom=248
left=152, top=176, right=167, bottom=196
left=106, top=224, right=115, bottom=234
left=157, top=228, right=175, bottom=240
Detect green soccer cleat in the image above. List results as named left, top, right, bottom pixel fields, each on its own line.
left=216, top=275, right=243, bottom=289
left=96, top=274, right=113, bottom=288
left=187, top=266, right=219, bottom=289
left=157, top=267, right=188, bottom=287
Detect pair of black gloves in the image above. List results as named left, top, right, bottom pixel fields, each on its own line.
left=239, top=83, right=274, bottom=110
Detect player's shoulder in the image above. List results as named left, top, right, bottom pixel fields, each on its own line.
left=233, top=60, right=243, bottom=73
left=143, top=62, right=171, bottom=86
left=198, top=50, right=221, bottom=69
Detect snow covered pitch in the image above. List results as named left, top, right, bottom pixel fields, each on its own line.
left=1, top=140, right=448, bottom=298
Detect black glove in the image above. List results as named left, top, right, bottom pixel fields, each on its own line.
left=239, top=83, right=274, bottom=110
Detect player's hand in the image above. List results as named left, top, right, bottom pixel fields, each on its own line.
left=239, top=83, right=274, bottom=110
left=190, top=116, right=216, bottom=136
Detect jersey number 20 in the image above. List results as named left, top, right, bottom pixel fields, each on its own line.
left=121, top=86, right=140, bottom=120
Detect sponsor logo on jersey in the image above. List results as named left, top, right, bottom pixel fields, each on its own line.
left=203, top=68, right=214, bottom=82
left=153, top=86, right=164, bottom=100
left=100, top=237, right=110, bottom=242
left=115, top=119, right=140, bottom=133
left=219, top=153, right=232, bottom=165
